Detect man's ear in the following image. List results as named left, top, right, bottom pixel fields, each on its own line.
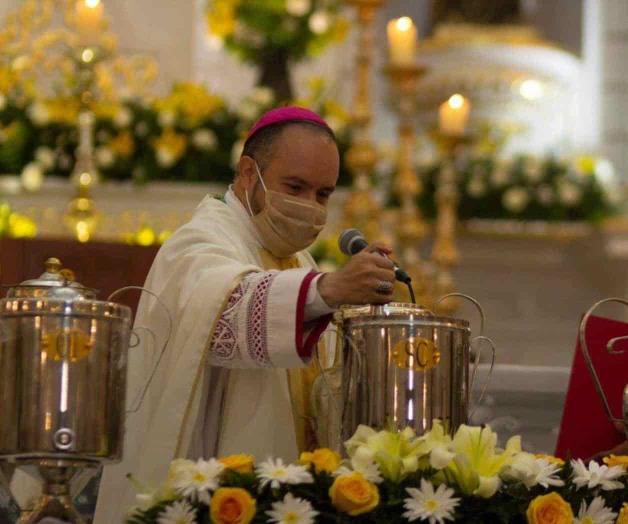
left=238, top=155, right=257, bottom=188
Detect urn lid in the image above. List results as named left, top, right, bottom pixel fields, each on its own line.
left=6, top=257, right=97, bottom=300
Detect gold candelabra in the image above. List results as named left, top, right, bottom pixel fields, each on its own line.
left=385, top=63, right=429, bottom=303
left=343, top=0, right=386, bottom=240
left=430, top=132, right=471, bottom=314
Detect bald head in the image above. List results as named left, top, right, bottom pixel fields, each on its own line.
left=234, top=122, right=340, bottom=215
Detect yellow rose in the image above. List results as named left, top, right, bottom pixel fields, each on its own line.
left=535, top=454, right=565, bottom=467
left=210, top=487, right=256, bottom=524
left=329, top=472, right=379, bottom=516
left=603, top=454, right=628, bottom=470
left=526, top=492, right=574, bottom=524
left=219, top=454, right=255, bottom=474
left=299, top=448, right=341, bottom=474
left=616, top=503, right=628, bottom=524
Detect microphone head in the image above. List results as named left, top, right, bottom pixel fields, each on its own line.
left=338, top=228, right=367, bottom=255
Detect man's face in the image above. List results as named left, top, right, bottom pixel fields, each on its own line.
left=240, top=125, right=340, bottom=214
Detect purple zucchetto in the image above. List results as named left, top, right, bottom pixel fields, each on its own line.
left=245, top=106, right=332, bottom=145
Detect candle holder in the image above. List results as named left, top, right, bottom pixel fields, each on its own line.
left=429, top=131, right=473, bottom=315
left=64, top=44, right=107, bottom=243
left=343, top=0, right=386, bottom=240
left=385, top=63, right=429, bottom=302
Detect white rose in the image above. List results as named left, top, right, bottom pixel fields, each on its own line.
left=231, top=139, right=245, bottom=168
left=34, top=147, right=55, bottom=170
left=28, top=102, right=50, bottom=126
left=286, top=0, right=310, bottom=17
left=192, top=128, right=217, bottom=151
left=536, top=184, right=555, bottom=206
left=250, top=87, right=274, bottom=107
left=237, top=100, right=261, bottom=122
left=490, top=162, right=511, bottom=187
left=158, top=110, right=176, bottom=128
left=156, top=148, right=176, bottom=168
left=467, top=176, right=487, bottom=198
left=95, top=146, right=115, bottom=168
left=0, top=93, right=6, bottom=111
left=523, top=158, right=544, bottom=183
left=557, top=181, right=582, bottom=207
left=21, top=162, right=44, bottom=192
left=309, top=10, right=330, bottom=34
left=114, top=107, right=132, bottom=128
left=502, top=187, right=529, bottom=213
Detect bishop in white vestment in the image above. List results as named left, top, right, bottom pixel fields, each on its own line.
left=94, top=107, right=397, bottom=523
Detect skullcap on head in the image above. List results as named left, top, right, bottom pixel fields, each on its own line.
left=245, top=106, right=332, bottom=145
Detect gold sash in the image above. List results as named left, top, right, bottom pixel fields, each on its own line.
left=258, top=248, right=325, bottom=453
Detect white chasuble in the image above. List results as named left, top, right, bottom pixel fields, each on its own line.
left=93, top=189, right=332, bottom=524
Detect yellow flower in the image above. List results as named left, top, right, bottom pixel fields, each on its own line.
left=205, top=0, right=240, bottom=39
left=299, top=448, right=341, bottom=474
left=220, top=454, right=255, bottom=474
left=44, top=97, right=79, bottom=125
left=535, top=454, right=565, bottom=467
left=617, top=503, right=628, bottom=524
left=329, top=472, right=379, bottom=516
left=152, top=128, right=187, bottom=167
left=526, top=492, right=574, bottom=524
left=603, top=454, right=628, bottom=470
left=8, top=213, right=37, bottom=238
left=110, top=131, right=135, bottom=157
left=574, top=155, right=596, bottom=175
left=155, top=82, right=224, bottom=127
left=210, top=487, right=256, bottom=524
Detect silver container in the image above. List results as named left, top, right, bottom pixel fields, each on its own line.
left=336, top=300, right=492, bottom=442
left=0, top=258, right=132, bottom=465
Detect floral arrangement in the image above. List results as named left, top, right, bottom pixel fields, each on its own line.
left=409, top=154, right=623, bottom=223
left=205, top=0, right=348, bottom=65
left=0, top=79, right=354, bottom=193
left=126, top=421, right=628, bottom=524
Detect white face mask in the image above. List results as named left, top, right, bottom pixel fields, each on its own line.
left=245, top=163, right=327, bottom=258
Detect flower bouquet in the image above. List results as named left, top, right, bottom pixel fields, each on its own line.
left=127, top=421, right=628, bottom=523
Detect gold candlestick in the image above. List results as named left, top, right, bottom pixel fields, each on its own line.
left=430, top=132, right=471, bottom=314
left=343, top=0, right=386, bottom=240
left=385, top=63, right=429, bottom=302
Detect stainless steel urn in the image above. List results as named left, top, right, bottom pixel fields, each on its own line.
left=0, top=258, right=133, bottom=523
left=335, top=300, right=493, bottom=443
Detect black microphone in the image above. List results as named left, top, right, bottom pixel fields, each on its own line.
left=338, top=229, right=412, bottom=284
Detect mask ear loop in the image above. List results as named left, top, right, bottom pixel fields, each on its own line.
left=245, top=161, right=267, bottom=217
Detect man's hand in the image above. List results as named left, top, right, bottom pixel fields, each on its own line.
left=317, top=242, right=396, bottom=308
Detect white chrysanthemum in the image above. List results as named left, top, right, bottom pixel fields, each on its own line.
left=156, top=148, right=177, bottom=168
left=159, top=110, right=177, bottom=128
left=503, top=453, right=564, bottom=489
left=266, top=492, right=318, bottom=524
left=309, top=10, right=330, bottom=34
left=286, top=0, right=311, bottom=17
left=574, top=495, right=617, bottom=524
left=571, top=459, right=625, bottom=491
left=403, top=478, right=459, bottom=524
left=95, top=146, right=115, bottom=168
left=595, top=158, right=616, bottom=186
left=502, top=187, right=529, bottom=213
left=157, top=500, right=197, bottom=524
left=256, top=458, right=313, bottom=490
left=467, top=176, right=487, bottom=197
left=34, top=146, right=55, bottom=170
left=114, top=107, right=133, bottom=128
left=557, top=181, right=582, bottom=207
left=21, top=162, right=43, bottom=192
left=28, top=101, right=50, bottom=126
left=192, top=129, right=217, bottom=150
left=169, top=458, right=225, bottom=505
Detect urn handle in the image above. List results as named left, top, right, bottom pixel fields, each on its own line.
left=579, top=298, right=628, bottom=429
left=107, top=286, right=173, bottom=414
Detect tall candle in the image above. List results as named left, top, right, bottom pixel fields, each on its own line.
left=75, top=0, right=104, bottom=45
left=439, top=94, right=471, bottom=136
left=387, top=17, right=417, bottom=66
